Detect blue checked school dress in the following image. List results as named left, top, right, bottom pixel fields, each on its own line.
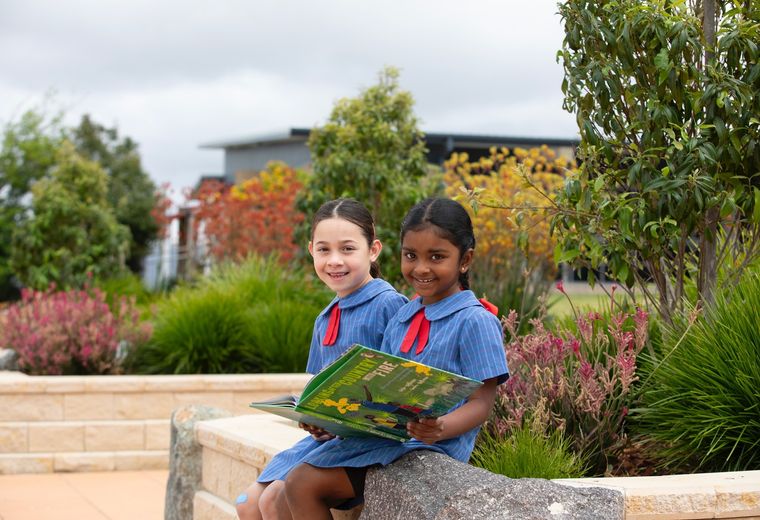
left=296, top=289, right=509, bottom=470
left=256, top=278, right=407, bottom=483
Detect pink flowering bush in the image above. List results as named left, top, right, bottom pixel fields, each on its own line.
left=0, top=286, right=152, bottom=375
left=489, top=298, right=649, bottom=475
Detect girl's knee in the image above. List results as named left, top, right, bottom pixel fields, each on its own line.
left=235, top=495, right=258, bottom=520
left=258, top=481, right=284, bottom=517
left=284, top=464, right=313, bottom=497
left=235, top=483, right=265, bottom=520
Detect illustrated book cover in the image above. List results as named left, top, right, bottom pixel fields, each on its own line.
left=249, top=344, right=482, bottom=441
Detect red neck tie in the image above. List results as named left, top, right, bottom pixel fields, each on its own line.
left=399, top=308, right=430, bottom=355
left=322, top=304, right=341, bottom=346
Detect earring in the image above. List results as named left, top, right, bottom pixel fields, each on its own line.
left=461, top=267, right=466, bottom=272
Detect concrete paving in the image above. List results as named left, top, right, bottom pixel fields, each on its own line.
left=0, top=470, right=168, bottom=520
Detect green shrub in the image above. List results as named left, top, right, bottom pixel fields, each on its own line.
left=127, top=256, right=329, bottom=374
left=247, top=301, right=317, bottom=373
left=126, top=287, right=256, bottom=374
left=471, top=422, right=587, bottom=479
left=634, top=271, right=760, bottom=472
left=96, top=273, right=154, bottom=304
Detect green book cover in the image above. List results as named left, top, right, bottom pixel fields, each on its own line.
left=249, top=344, right=482, bottom=442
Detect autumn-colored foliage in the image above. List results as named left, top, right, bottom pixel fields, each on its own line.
left=151, top=182, right=174, bottom=240
left=193, top=162, right=306, bottom=263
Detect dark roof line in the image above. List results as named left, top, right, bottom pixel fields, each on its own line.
left=200, top=127, right=578, bottom=150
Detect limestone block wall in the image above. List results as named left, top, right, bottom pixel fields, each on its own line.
left=195, top=414, right=760, bottom=520
left=0, top=371, right=309, bottom=474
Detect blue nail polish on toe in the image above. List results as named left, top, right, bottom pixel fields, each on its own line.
left=236, top=493, right=248, bottom=505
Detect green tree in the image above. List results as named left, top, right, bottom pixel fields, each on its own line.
left=70, top=115, right=160, bottom=273
left=298, top=67, right=432, bottom=285
left=0, top=109, right=64, bottom=298
left=555, top=0, right=760, bottom=322
left=10, top=141, right=130, bottom=290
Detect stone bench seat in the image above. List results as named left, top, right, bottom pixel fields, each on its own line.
left=192, top=414, right=760, bottom=520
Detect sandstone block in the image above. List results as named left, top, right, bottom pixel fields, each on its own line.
left=193, top=490, right=237, bottom=520
left=54, top=451, right=115, bottom=472
left=85, top=421, right=144, bottom=451
left=28, top=422, right=84, bottom=452
left=114, top=450, right=169, bottom=470
left=0, top=453, right=53, bottom=474
left=0, top=423, right=28, bottom=452
left=145, top=419, right=171, bottom=450
left=0, top=395, right=63, bottom=421
left=114, top=392, right=175, bottom=419
left=63, top=393, right=114, bottom=420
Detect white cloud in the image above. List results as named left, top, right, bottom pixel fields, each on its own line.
left=0, top=0, right=578, bottom=191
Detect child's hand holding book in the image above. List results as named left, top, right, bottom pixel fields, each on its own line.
left=299, top=422, right=336, bottom=442
left=407, top=417, right=445, bottom=445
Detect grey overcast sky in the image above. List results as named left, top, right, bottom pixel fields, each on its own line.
left=0, top=0, right=578, bottom=193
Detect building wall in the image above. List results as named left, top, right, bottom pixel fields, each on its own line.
left=224, top=142, right=311, bottom=183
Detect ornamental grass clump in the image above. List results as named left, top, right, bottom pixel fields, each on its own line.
left=0, top=286, right=151, bottom=375
left=127, top=255, right=329, bottom=374
left=489, top=296, right=649, bottom=475
left=634, top=270, right=760, bottom=472
left=471, top=419, right=588, bottom=479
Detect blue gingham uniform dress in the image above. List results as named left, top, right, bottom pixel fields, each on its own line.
left=297, top=290, right=509, bottom=470
left=257, top=278, right=407, bottom=483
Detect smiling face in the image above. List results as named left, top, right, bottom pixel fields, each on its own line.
left=401, top=225, right=473, bottom=305
left=308, top=217, right=382, bottom=298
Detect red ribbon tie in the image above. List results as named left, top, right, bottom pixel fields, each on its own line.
left=322, top=304, right=341, bottom=346
left=399, top=308, right=430, bottom=355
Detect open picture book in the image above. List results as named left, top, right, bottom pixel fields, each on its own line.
left=249, top=344, right=482, bottom=442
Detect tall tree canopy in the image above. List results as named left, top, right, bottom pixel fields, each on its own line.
left=555, top=0, right=760, bottom=322
left=10, top=141, right=130, bottom=290
left=298, top=67, right=432, bottom=285
left=0, top=110, right=63, bottom=298
left=0, top=109, right=163, bottom=298
left=70, top=115, right=160, bottom=272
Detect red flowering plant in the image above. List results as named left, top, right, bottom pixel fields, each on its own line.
left=488, top=290, right=649, bottom=476
left=192, top=162, right=306, bottom=264
left=0, top=285, right=152, bottom=375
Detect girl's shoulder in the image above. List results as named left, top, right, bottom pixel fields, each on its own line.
left=457, top=304, right=502, bottom=330
left=442, top=293, right=502, bottom=334
left=342, top=278, right=407, bottom=310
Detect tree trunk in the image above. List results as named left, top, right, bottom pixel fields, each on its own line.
left=699, top=0, right=718, bottom=307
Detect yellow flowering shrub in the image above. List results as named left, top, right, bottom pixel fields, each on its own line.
left=444, top=146, right=576, bottom=319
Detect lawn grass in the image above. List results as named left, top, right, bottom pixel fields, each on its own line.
left=546, top=284, right=648, bottom=318
left=548, top=292, right=612, bottom=318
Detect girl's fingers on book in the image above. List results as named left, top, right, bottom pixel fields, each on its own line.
left=407, top=417, right=444, bottom=444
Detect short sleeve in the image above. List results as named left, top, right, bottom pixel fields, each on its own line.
left=305, top=318, right=323, bottom=375
left=379, top=291, right=407, bottom=324
left=458, top=309, right=509, bottom=384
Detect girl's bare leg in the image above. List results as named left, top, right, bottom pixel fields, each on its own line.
left=284, top=464, right=356, bottom=520
left=235, top=482, right=267, bottom=520
left=259, top=481, right=292, bottom=520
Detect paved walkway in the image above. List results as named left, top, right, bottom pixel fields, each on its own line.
left=0, top=470, right=168, bottom=520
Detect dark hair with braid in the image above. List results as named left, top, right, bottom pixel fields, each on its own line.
left=311, top=198, right=381, bottom=278
left=400, top=197, right=475, bottom=289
